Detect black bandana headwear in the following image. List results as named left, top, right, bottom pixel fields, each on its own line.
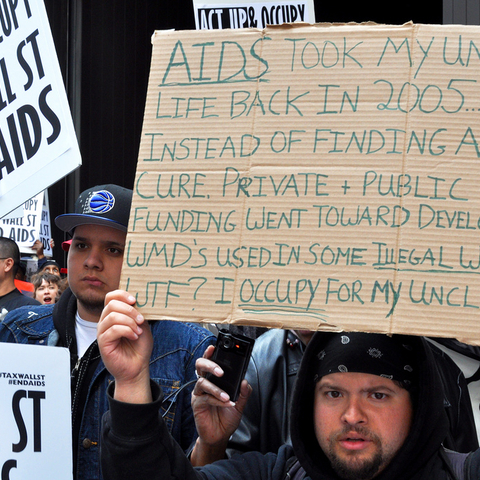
left=314, top=332, right=417, bottom=389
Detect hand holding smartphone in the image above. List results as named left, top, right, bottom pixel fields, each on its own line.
left=205, top=329, right=255, bottom=402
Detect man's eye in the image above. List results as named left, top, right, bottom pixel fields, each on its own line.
left=75, top=242, right=87, bottom=249
left=371, top=392, right=387, bottom=400
left=108, top=247, right=122, bottom=254
left=326, top=391, right=342, bottom=399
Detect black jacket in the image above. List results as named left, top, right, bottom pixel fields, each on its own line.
left=227, top=329, right=305, bottom=455
left=429, top=342, right=479, bottom=453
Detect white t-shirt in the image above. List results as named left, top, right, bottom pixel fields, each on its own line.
left=75, top=312, right=98, bottom=358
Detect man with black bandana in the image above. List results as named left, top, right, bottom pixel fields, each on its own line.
left=98, top=315, right=480, bottom=480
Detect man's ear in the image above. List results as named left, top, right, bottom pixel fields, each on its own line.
left=3, top=258, right=15, bottom=274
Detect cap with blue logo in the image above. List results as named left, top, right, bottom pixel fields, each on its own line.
left=55, top=184, right=132, bottom=234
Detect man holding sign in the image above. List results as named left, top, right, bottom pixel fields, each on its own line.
left=0, top=184, right=215, bottom=480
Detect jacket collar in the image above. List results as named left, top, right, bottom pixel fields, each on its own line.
left=52, top=287, right=78, bottom=353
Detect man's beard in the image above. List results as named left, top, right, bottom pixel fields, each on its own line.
left=324, top=426, right=385, bottom=480
left=76, top=292, right=105, bottom=317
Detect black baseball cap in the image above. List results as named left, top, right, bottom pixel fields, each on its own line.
left=38, top=260, right=61, bottom=273
left=55, top=184, right=132, bottom=234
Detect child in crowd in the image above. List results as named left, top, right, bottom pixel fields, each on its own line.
left=32, top=272, right=64, bottom=305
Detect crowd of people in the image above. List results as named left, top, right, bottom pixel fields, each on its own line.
left=0, top=234, right=68, bottom=318
left=0, top=184, right=479, bottom=480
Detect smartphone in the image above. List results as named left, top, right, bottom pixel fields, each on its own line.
left=206, top=329, right=255, bottom=401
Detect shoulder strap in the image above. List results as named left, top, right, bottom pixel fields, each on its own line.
left=441, top=447, right=470, bottom=480
left=284, top=457, right=306, bottom=480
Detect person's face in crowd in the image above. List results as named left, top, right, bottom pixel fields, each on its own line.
left=68, top=224, right=126, bottom=322
left=314, top=372, right=413, bottom=480
left=35, top=279, right=59, bottom=305
left=43, top=264, right=60, bottom=276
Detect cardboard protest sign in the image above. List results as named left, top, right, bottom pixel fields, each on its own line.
left=0, top=343, right=72, bottom=478
left=0, top=0, right=81, bottom=218
left=193, top=0, right=315, bottom=29
left=121, top=23, right=480, bottom=345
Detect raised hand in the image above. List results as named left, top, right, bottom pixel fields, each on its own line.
left=97, top=290, right=153, bottom=404
left=190, top=345, right=252, bottom=466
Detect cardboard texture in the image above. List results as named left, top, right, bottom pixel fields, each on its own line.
left=121, top=22, right=480, bottom=345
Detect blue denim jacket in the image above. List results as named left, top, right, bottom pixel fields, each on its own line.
left=0, top=300, right=215, bottom=480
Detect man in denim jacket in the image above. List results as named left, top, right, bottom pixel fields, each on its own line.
left=0, top=184, right=215, bottom=480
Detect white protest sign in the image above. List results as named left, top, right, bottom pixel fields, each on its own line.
left=2, top=204, right=23, bottom=220
left=39, top=189, right=52, bottom=256
left=193, top=0, right=315, bottom=29
left=0, top=0, right=81, bottom=218
left=0, top=343, right=72, bottom=479
left=0, top=190, right=52, bottom=256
